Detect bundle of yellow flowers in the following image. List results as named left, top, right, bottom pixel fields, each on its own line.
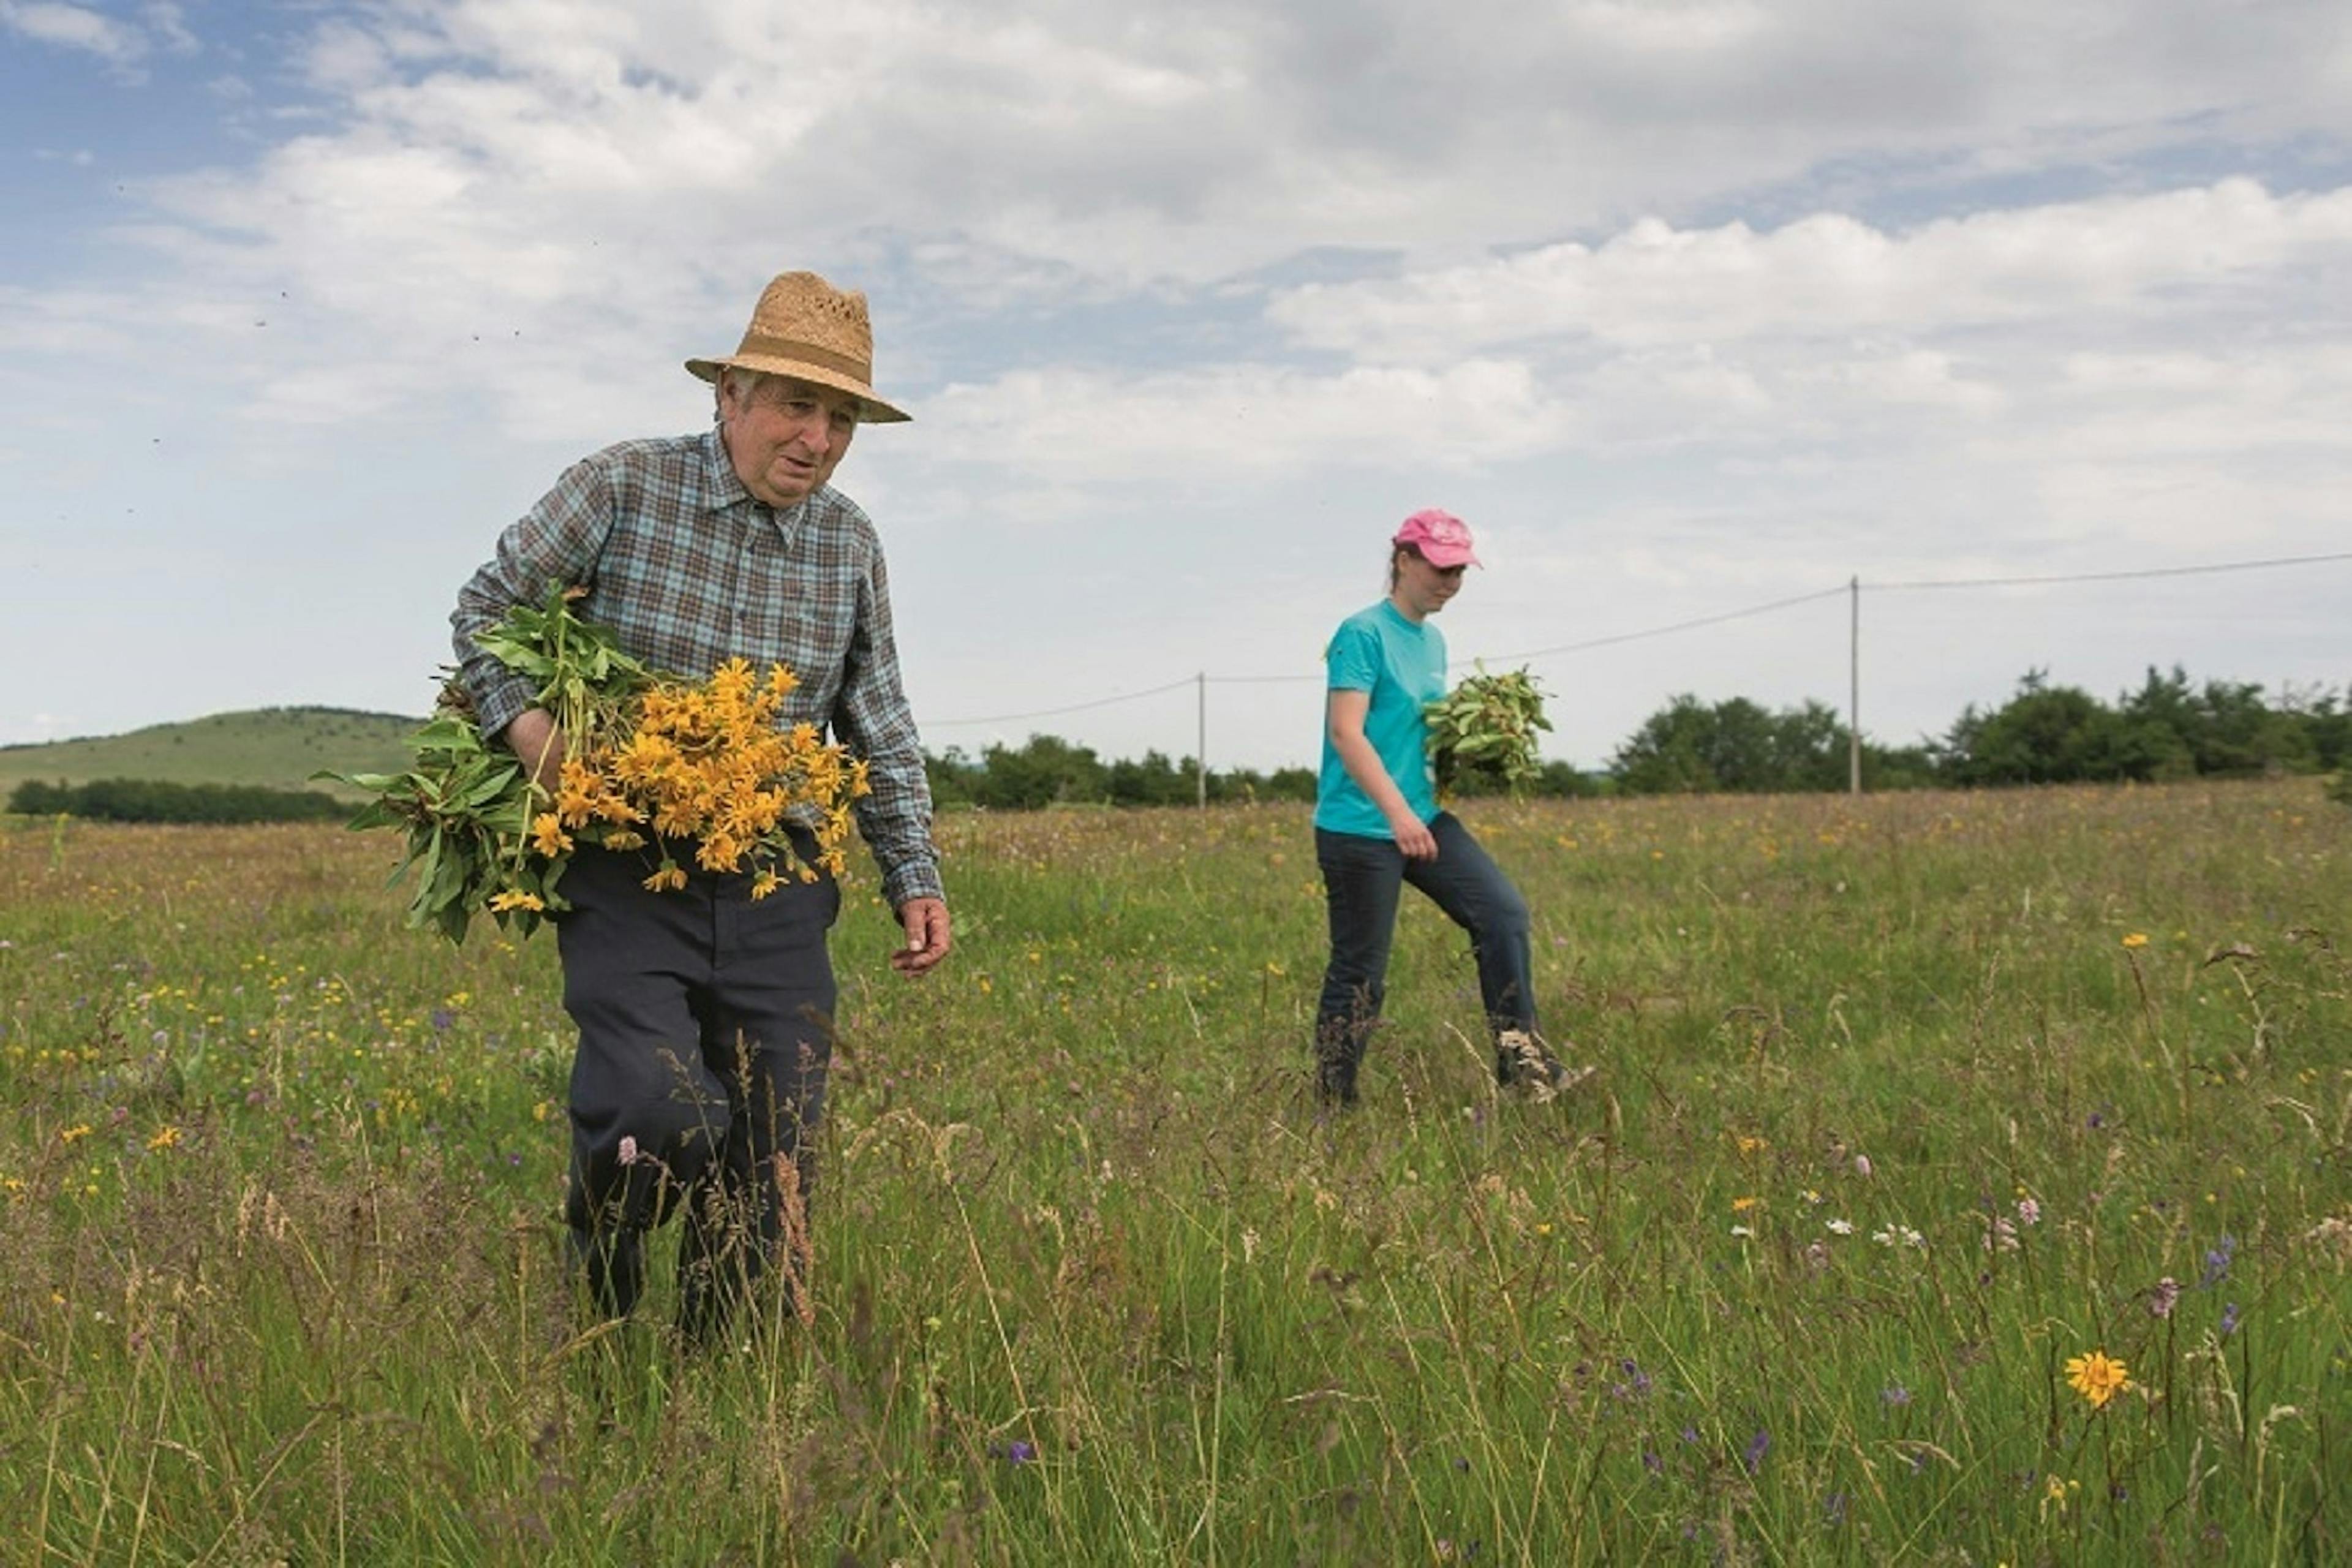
left=335, top=586, right=869, bottom=943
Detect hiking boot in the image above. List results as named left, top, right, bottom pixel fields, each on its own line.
left=1495, top=1030, right=1595, bottom=1103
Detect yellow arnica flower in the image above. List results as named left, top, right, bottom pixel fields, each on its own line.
left=642, top=864, right=688, bottom=894
left=489, top=889, right=546, bottom=913
left=2065, top=1349, right=2131, bottom=1408
left=530, top=812, right=573, bottom=857
left=2121, top=932, right=2150, bottom=950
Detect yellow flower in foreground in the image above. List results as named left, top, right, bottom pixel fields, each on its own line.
left=147, top=1125, right=181, bottom=1151
left=2121, top=932, right=2150, bottom=950
left=1731, top=1196, right=1761, bottom=1213
left=60, top=1124, right=92, bottom=1145
left=642, top=864, right=689, bottom=894
left=530, top=812, right=573, bottom=857
left=2065, top=1349, right=2132, bottom=1409
left=489, top=890, right=546, bottom=913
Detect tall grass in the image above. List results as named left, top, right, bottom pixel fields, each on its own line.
left=1, top=781, right=2346, bottom=1564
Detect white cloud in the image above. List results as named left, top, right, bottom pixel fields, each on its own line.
left=1267, top=181, right=2352, bottom=358
left=1, top=0, right=148, bottom=63
left=919, top=359, right=1572, bottom=482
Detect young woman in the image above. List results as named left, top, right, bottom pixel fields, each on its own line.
left=1311, top=509, right=1583, bottom=1107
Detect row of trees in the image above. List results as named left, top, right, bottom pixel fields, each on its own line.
left=7, top=778, right=352, bottom=824
left=13, top=668, right=2344, bottom=821
left=933, top=666, right=2351, bottom=807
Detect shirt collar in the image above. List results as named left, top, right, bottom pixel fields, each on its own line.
left=698, top=426, right=815, bottom=542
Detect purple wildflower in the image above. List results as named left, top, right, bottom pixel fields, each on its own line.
left=429, top=1007, right=455, bottom=1032
left=1881, top=1384, right=1912, bottom=1408
left=1743, top=1429, right=1771, bottom=1473
left=2219, top=1302, right=2241, bottom=1338
left=2201, top=1235, right=2237, bottom=1288
left=2149, top=1277, right=2180, bottom=1319
left=1824, top=1490, right=1849, bottom=1526
left=1642, top=1448, right=1664, bottom=1474
left=1007, top=1439, right=1037, bottom=1464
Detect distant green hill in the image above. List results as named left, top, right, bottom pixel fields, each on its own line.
left=0, top=707, right=427, bottom=802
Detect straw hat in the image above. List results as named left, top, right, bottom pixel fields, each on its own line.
left=685, top=270, right=911, bottom=424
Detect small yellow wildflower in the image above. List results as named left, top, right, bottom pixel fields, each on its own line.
left=60, top=1123, right=92, bottom=1145
left=2065, top=1349, right=2131, bottom=1409
left=146, top=1126, right=180, bottom=1151
left=529, top=812, right=573, bottom=857
left=2121, top=933, right=2150, bottom=950
left=489, top=890, right=546, bottom=913
left=1731, top=1196, right=1761, bottom=1213
left=643, top=864, right=688, bottom=893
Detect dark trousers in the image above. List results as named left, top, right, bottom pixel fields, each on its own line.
left=1314, top=813, right=1535, bottom=1100
left=553, top=839, right=840, bottom=1339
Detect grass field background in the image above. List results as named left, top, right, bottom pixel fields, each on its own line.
left=2, top=780, right=2347, bottom=1564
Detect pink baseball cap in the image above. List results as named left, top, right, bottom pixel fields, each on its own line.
left=1392, top=508, right=1480, bottom=568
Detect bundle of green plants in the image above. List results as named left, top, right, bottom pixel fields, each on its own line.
left=1425, top=663, right=1553, bottom=798
left=330, top=586, right=868, bottom=944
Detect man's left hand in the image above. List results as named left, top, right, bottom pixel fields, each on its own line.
left=891, top=897, right=952, bottom=978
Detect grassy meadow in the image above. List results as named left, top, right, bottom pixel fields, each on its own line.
left=2, top=780, right=2348, bottom=1564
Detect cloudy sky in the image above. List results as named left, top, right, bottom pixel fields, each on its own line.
left=4, top=0, right=2349, bottom=771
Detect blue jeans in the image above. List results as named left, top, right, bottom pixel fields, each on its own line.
left=1314, top=812, right=1536, bottom=1101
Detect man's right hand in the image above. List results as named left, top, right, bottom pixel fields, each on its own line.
left=503, top=708, right=566, bottom=796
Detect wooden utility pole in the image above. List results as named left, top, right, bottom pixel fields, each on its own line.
left=1848, top=575, right=1862, bottom=796
left=1196, top=672, right=1208, bottom=809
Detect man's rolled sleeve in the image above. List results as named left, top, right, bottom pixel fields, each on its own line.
left=830, top=548, right=944, bottom=908
left=450, top=458, right=616, bottom=739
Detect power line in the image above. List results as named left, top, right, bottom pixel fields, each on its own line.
left=925, top=676, right=1196, bottom=728
left=1874, top=549, right=2352, bottom=592
left=1474, top=583, right=1849, bottom=667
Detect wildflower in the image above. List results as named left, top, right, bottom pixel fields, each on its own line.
left=1743, top=1428, right=1770, bottom=1472
left=2065, top=1349, right=2132, bottom=1409
left=59, top=1123, right=92, bottom=1144
left=1006, top=1439, right=1037, bottom=1464
left=1827, top=1218, right=1854, bottom=1236
left=146, top=1125, right=180, bottom=1151
left=2148, top=1277, right=2180, bottom=1319
left=2016, top=1196, right=2041, bottom=1226
left=529, top=812, right=573, bottom=857
left=2218, top=1302, right=2240, bottom=1338
left=617, top=1135, right=639, bottom=1166
left=1732, top=1195, right=1760, bottom=1213
left=1803, top=1241, right=1830, bottom=1271
left=1853, top=1155, right=1872, bottom=1178
left=1881, top=1383, right=1912, bottom=1408
left=2122, top=932, right=2150, bottom=950
left=642, top=864, right=689, bottom=894
left=1730, top=1224, right=1754, bottom=1238
left=488, top=889, right=545, bottom=913
left=1983, top=1215, right=2019, bottom=1253
left=2201, top=1235, right=2237, bottom=1287
left=1874, top=1224, right=1925, bottom=1250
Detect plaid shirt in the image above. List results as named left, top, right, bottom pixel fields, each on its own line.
left=451, top=429, right=943, bottom=907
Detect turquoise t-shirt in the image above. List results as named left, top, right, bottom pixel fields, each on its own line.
left=1314, top=600, right=1446, bottom=838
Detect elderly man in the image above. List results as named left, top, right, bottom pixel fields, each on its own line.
left=450, top=270, right=951, bottom=1342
